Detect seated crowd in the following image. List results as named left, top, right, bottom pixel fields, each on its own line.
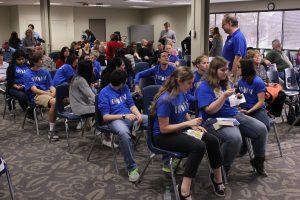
left=0, top=21, right=299, bottom=200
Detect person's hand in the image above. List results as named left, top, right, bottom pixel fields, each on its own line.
left=264, top=59, right=271, bottom=66
left=136, top=114, right=143, bottom=124
left=191, top=126, right=207, bottom=133
left=134, top=85, right=142, bottom=96
left=16, top=84, right=24, bottom=90
left=236, top=93, right=243, bottom=99
left=0, top=77, right=5, bottom=82
left=187, top=118, right=203, bottom=127
left=144, top=56, right=149, bottom=60
left=222, top=88, right=235, bottom=98
left=125, top=114, right=137, bottom=121
left=239, top=108, right=249, bottom=115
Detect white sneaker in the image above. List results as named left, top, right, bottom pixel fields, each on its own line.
left=48, top=131, right=59, bottom=142
left=102, top=139, right=119, bottom=148
left=76, top=121, right=83, bottom=130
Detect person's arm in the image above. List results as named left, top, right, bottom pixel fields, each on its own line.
left=245, top=92, right=265, bottom=114
left=134, top=67, right=155, bottom=86
left=204, top=89, right=235, bottom=114
left=30, top=86, right=51, bottom=95
left=77, top=78, right=95, bottom=103
left=49, top=86, right=56, bottom=97
left=232, top=56, right=242, bottom=74
left=158, top=117, right=201, bottom=134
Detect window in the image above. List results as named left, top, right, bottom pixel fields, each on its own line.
left=236, top=12, right=258, bottom=48
left=210, top=14, right=216, bottom=29
left=258, top=11, right=283, bottom=49
left=283, top=11, right=300, bottom=49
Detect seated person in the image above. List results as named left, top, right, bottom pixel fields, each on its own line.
left=89, top=50, right=102, bottom=82
left=0, top=50, right=9, bottom=93
left=153, top=42, right=164, bottom=65
left=165, top=44, right=179, bottom=67
left=98, top=69, right=148, bottom=182
left=134, top=51, right=176, bottom=95
left=100, top=57, right=125, bottom=90
left=246, top=50, right=268, bottom=82
left=70, top=60, right=95, bottom=116
left=24, top=52, right=58, bottom=141
left=237, top=59, right=270, bottom=131
left=151, top=67, right=225, bottom=198
left=6, top=50, right=30, bottom=112
left=196, top=56, right=268, bottom=177
left=53, top=54, right=78, bottom=87
left=56, top=47, right=70, bottom=69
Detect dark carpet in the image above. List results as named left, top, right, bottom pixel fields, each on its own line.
left=0, top=100, right=300, bottom=200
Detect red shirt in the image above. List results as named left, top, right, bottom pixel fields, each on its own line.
left=106, top=41, right=124, bottom=61
left=55, top=59, right=64, bottom=69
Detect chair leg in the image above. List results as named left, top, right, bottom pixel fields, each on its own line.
left=65, top=119, right=71, bottom=151
left=135, top=153, right=156, bottom=185
left=81, top=119, right=86, bottom=137
left=111, top=135, right=119, bottom=174
left=33, top=108, right=39, bottom=136
left=288, top=116, right=300, bottom=132
left=6, top=169, right=15, bottom=200
left=87, top=129, right=98, bottom=161
left=3, top=96, right=7, bottom=119
left=22, top=107, right=30, bottom=129
left=221, top=166, right=228, bottom=185
left=272, top=123, right=283, bottom=157
left=174, top=158, right=182, bottom=174
left=245, top=137, right=256, bottom=172
left=170, top=158, right=180, bottom=200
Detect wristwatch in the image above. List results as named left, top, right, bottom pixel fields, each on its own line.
left=122, top=114, right=126, bottom=119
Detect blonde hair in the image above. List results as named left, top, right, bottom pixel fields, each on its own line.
left=192, top=55, right=208, bottom=66
left=246, top=49, right=260, bottom=59
left=150, top=67, right=194, bottom=117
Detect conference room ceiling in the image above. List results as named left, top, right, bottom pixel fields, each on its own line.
left=0, top=0, right=258, bottom=8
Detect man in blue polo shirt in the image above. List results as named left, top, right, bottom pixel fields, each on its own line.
left=99, top=69, right=148, bottom=183
left=222, top=14, right=247, bottom=74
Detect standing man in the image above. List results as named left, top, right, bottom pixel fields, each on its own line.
left=28, top=24, right=45, bottom=43
left=159, top=22, right=176, bottom=45
left=221, top=14, right=247, bottom=75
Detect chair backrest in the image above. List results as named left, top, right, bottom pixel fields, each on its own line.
left=139, top=76, right=156, bottom=89
left=178, top=59, right=187, bottom=66
left=55, top=83, right=69, bottom=113
left=267, top=69, right=280, bottom=84
left=49, top=52, right=60, bottom=62
left=284, top=68, right=300, bottom=91
left=135, top=62, right=150, bottom=73
left=94, top=93, right=105, bottom=127
left=142, top=85, right=161, bottom=116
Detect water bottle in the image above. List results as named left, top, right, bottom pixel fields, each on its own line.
left=163, top=186, right=172, bottom=200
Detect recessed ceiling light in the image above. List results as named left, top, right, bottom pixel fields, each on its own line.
left=130, top=5, right=149, bottom=8
left=0, top=2, right=4, bottom=4
left=88, top=4, right=112, bottom=7
left=172, top=2, right=191, bottom=5
left=50, top=3, right=62, bottom=5
left=126, top=0, right=153, bottom=3
left=33, top=2, right=40, bottom=5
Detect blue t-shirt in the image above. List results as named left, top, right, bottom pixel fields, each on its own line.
left=52, top=64, right=75, bottom=86
left=222, top=29, right=247, bottom=70
left=238, top=76, right=266, bottom=110
left=134, top=64, right=176, bottom=85
left=153, top=92, right=189, bottom=136
left=169, top=55, right=179, bottom=63
left=24, top=68, right=53, bottom=101
left=187, top=71, right=203, bottom=103
left=14, top=64, right=29, bottom=85
left=98, top=84, right=135, bottom=116
left=196, top=80, right=238, bottom=120
left=93, top=60, right=101, bottom=81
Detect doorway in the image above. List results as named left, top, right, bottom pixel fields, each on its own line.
left=89, top=19, right=106, bottom=42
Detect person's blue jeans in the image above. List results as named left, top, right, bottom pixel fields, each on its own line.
left=203, top=112, right=268, bottom=167
left=8, top=88, right=28, bottom=111
left=249, top=108, right=270, bottom=131
left=108, top=114, right=148, bottom=172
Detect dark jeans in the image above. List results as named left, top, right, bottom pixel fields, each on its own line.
left=8, top=88, right=28, bottom=111
left=249, top=108, right=270, bottom=131
left=154, top=132, right=222, bottom=178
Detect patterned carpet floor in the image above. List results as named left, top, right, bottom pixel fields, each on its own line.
left=0, top=100, right=300, bottom=200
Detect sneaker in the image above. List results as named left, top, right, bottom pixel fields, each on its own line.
left=76, top=121, right=83, bottom=130
left=102, top=139, right=119, bottom=148
left=128, top=168, right=140, bottom=182
left=48, top=131, right=59, bottom=142
left=209, top=173, right=225, bottom=197
left=177, top=184, right=192, bottom=200
left=162, top=158, right=180, bottom=173
left=250, top=157, right=268, bottom=177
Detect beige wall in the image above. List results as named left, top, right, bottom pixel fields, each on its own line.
left=142, top=6, right=189, bottom=48
left=73, top=7, right=142, bottom=42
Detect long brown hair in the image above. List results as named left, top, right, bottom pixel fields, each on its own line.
left=150, top=67, right=194, bottom=117
left=205, top=56, right=229, bottom=88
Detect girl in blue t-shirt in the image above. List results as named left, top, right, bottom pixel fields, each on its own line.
left=196, top=56, right=268, bottom=177
left=237, top=59, right=270, bottom=131
left=6, top=50, right=29, bottom=111
left=151, top=67, right=225, bottom=199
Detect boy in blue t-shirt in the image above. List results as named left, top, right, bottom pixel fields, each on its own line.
left=99, top=69, right=148, bottom=183
left=24, top=53, right=58, bottom=141
left=89, top=50, right=102, bottom=90
left=53, top=54, right=78, bottom=87
left=134, top=51, right=175, bottom=95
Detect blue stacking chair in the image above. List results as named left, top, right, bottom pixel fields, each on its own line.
left=87, top=94, right=119, bottom=174
left=136, top=85, right=184, bottom=200
left=178, top=59, right=187, bottom=67
left=0, top=157, right=15, bottom=200
left=135, top=62, right=150, bottom=74
left=54, top=83, right=94, bottom=149
left=49, top=51, right=60, bottom=62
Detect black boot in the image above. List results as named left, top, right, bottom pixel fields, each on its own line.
left=250, top=157, right=268, bottom=177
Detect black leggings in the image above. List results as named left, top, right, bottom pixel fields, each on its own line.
left=154, top=132, right=222, bottom=178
